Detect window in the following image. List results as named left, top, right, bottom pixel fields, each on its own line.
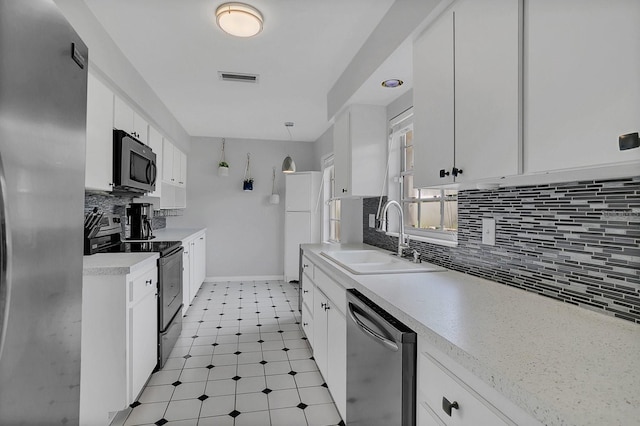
left=391, top=110, right=458, bottom=244
left=322, top=156, right=341, bottom=243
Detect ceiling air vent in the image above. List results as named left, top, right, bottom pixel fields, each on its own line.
left=218, top=71, right=259, bottom=83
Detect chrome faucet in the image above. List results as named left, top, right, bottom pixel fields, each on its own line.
left=379, top=200, right=410, bottom=257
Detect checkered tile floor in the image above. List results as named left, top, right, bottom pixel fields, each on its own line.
left=117, top=280, right=344, bottom=426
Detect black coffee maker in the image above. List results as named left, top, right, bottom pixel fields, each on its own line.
left=127, top=202, right=154, bottom=240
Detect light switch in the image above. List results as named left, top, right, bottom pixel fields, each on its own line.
left=482, top=218, right=496, bottom=246
left=369, top=214, right=376, bottom=228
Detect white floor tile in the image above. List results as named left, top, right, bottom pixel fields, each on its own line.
left=164, top=399, right=202, bottom=421
left=294, top=371, right=325, bottom=388
left=124, top=402, right=168, bottom=426
left=235, top=375, right=266, bottom=394
left=124, top=281, right=343, bottom=426
left=236, top=391, right=269, bottom=413
left=204, top=378, right=236, bottom=397
left=265, top=373, right=297, bottom=391
left=267, top=389, right=301, bottom=410
left=171, top=381, right=207, bottom=401
left=138, top=385, right=175, bottom=404
left=299, top=386, right=334, bottom=405
left=304, top=403, right=342, bottom=426
left=200, top=394, right=235, bottom=418
left=233, top=410, right=271, bottom=426
left=269, top=407, right=308, bottom=426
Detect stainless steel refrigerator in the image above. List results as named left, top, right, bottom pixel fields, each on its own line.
left=0, top=0, right=88, bottom=424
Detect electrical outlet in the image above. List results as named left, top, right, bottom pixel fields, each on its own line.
left=482, top=218, right=496, bottom=246
left=369, top=214, right=376, bottom=228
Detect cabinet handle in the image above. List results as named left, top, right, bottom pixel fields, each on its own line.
left=451, top=167, right=463, bottom=177
left=439, top=169, right=450, bottom=178
left=303, top=264, right=309, bottom=268
left=320, top=302, right=326, bottom=309
left=145, top=279, right=153, bottom=286
left=199, top=237, right=204, bottom=240
left=324, top=304, right=330, bottom=311
left=303, top=290, right=309, bottom=294
left=442, top=397, right=459, bottom=416
left=303, top=322, right=308, bottom=327
left=342, top=188, right=348, bottom=193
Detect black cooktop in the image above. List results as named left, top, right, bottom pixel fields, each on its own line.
left=101, top=240, right=182, bottom=257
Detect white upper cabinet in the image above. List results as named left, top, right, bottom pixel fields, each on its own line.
left=85, top=73, right=114, bottom=191
left=161, top=138, right=187, bottom=209
left=147, top=125, right=163, bottom=198
left=524, top=0, right=640, bottom=173
left=333, top=104, right=387, bottom=197
left=114, top=95, right=149, bottom=144
left=413, top=0, right=521, bottom=188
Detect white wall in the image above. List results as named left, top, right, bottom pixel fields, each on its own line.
left=168, top=137, right=316, bottom=279
left=54, top=0, right=190, bottom=151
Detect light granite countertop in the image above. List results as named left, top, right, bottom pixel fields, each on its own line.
left=83, top=252, right=159, bottom=276
left=302, top=243, right=640, bottom=426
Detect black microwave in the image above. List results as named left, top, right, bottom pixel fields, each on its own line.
left=113, top=129, right=157, bottom=194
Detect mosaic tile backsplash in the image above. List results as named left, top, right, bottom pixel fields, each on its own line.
left=363, top=177, right=640, bottom=324
left=85, top=191, right=167, bottom=232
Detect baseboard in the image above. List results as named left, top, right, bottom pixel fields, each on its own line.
left=204, top=275, right=285, bottom=283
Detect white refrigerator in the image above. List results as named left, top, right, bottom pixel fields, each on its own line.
left=284, top=172, right=321, bottom=283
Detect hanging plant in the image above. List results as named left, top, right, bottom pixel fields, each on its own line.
left=270, top=167, right=280, bottom=204
left=243, top=153, right=253, bottom=191
left=218, top=138, right=229, bottom=176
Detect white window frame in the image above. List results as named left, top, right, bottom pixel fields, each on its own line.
left=390, top=109, right=458, bottom=247
left=322, top=155, right=340, bottom=243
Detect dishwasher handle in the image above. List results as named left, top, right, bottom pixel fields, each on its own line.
left=348, top=302, right=399, bottom=352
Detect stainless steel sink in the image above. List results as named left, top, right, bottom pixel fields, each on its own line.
left=320, top=249, right=445, bottom=275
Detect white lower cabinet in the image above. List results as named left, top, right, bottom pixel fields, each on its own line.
left=182, top=231, right=207, bottom=314
left=300, top=256, right=347, bottom=421
left=416, top=338, right=540, bottom=426
left=80, top=256, right=159, bottom=426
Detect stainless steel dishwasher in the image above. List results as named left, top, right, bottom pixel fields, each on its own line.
left=346, top=288, right=416, bottom=426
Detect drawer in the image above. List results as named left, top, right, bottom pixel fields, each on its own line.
left=301, top=273, right=314, bottom=310
left=418, top=401, right=446, bottom=426
left=130, top=267, right=157, bottom=304
left=418, top=352, right=512, bottom=426
left=301, top=255, right=314, bottom=280
left=301, top=302, right=314, bottom=347
left=314, top=267, right=345, bottom=315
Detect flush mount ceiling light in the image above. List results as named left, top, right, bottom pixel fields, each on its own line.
left=381, top=79, right=404, bottom=88
left=216, top=2, right=263, bottom=37
left=282, top=122, right=296, bottom=173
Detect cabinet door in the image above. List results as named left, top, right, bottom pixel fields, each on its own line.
left=454, top=0, right=521, bottom=181
left=85, top=73, right=114, bottom=191
left=327, top=306, right=346, bottom=421
left=179, top=151, right=187, bottom=187
left=284, top=212, right=311, bottom=283
left=173, top=148, right=182, bottom=186
left=194, top=233, right=206, bottom=287
left=182, top=246, right=192, bottom=306
left=413, top=10, right=455, bottom=187
left=189, top=239, right=202, bottom=301
left=160, top=182, right=176, bottom=209
left=312, top=289, right=329, bottom=378
left=349, top=105, right=387, bottom=196
left=148, top=126, right=163, bottom=198
left=525, top=0, right=640, bottom=172
left=133, top=111, right=148, bottom=145
left=285, top=173, right=312, bottom=211
left=301, top=302, right=314, bottom=348
left=333, top=111, right=351, bottom=196
left=113, top=95, right=134, bottom=134
left=175, top=186, right=187, bottom=209
left=162, top=140, right=175, bottom=183
left=129, top=287, right=157, bottom=402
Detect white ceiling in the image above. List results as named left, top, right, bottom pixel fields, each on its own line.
left=84, top=0, right=407, bottom=142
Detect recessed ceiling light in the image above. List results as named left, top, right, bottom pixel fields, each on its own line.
left=381, top=79, right=404, bottom=88
left=216, top=2, right=263, bottom=38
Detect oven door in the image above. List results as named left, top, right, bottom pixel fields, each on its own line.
left=113, top=129, right=157, bottom=193
left=158, top=246, right=183, bottom=331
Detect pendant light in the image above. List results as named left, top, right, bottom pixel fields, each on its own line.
left=282, top=122, right=296, bottom=173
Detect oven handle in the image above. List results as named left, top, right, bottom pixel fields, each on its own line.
left=348, top=302, right=399, bottom=352
left=0, top=150, right=11, bottom=363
